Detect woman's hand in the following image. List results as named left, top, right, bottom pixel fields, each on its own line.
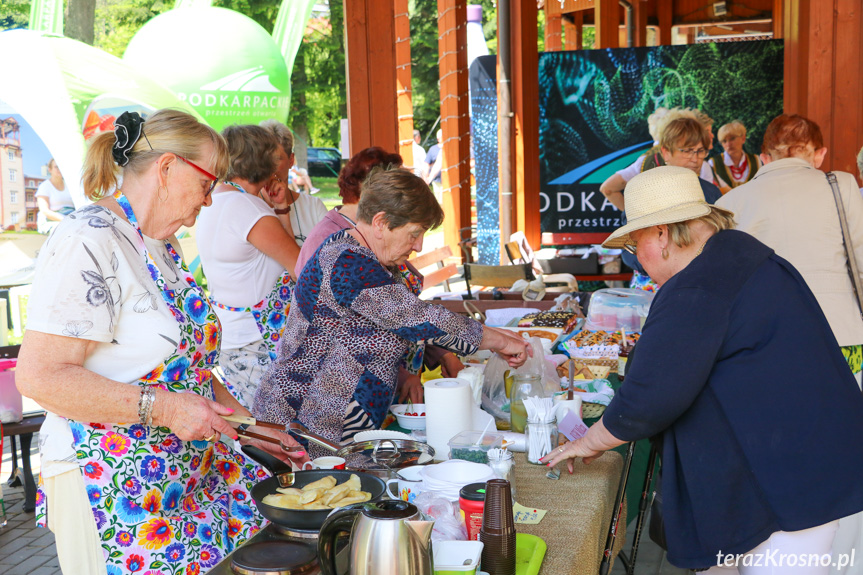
left=152, top=390, right=239, bottom=443
left=482, top=326, right=533, bottom=367
left=397, top=373, right=424, bottom=403
left=262, top=176, right=290, bottom=210
left=240, top=427, right=310, bottom=466
left=440, top=353, right=465, bottom=378
left=540, top=438, right=605, bottom=473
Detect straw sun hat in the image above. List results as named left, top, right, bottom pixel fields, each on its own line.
left=602, top=166, right=734, bottom=248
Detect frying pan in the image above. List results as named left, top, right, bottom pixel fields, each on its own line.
left=242, top=445, right=386, bottom=531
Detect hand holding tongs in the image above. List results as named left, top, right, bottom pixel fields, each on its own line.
left=221, top=414, right=306, bottom=454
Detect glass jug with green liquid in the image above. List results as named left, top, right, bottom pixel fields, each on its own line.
left=510, top=373, right=545, bottom=434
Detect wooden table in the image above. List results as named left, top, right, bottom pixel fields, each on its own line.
left=513, top=451, right=625, bottom=574
left=2, top=412, right=46, bottom=512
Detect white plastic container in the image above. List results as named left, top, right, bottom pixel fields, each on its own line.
left=0, top=358, right=22, bottom=424
left=584, top=288, right=655, bottom=333
left=434, top=540, right=484, bottom=575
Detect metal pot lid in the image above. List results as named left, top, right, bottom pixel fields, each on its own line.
left=337, top=439, right=435, bottom=472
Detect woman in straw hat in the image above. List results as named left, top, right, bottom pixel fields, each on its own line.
left=544, top=166, right=863, bottom=573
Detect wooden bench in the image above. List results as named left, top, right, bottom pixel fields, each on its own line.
left=408, top=246, right=459, bottom=293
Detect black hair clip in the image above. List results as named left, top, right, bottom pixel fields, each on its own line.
left=112, top=111, right=146, bottom=167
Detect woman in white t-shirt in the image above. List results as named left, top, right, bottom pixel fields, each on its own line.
left=197, top=123, right=325, bottom=409
left=36, top=158, right=74, bottom=234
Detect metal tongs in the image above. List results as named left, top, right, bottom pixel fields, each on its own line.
left=285, top=421, right=342, bottom=452
left=221, top=414, right=307, bottom=454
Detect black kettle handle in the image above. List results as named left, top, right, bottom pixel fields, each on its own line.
left=317, top=504, right=365, bottom=575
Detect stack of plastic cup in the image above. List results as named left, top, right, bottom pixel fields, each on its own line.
left=479, top=479, right=516, bottom=575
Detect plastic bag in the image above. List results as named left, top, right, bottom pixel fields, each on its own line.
left=481, top=337, right=561, bottom=426
left=412, top=491, right=467, bottom=542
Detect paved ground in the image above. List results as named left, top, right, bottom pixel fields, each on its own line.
left=1, top=431, right=61, bottom=575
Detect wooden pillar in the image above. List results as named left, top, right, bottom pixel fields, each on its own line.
left=344, top=0, right=398, bottom=155
left=783, top=0, right=863, bottom=174
left=564, top=11, right=583, bottom=50
left=545, top=8, right=563, bottom=51
left=394, top=0, right=415, bottom=167
left=595, top=0, right=619, bottom=49
left=437, top=0, right=472, bottom=257
left=511, top=0, right=541, bottom=248
left=773, top=0, right=784, bottom=39
left=633, top=0, right=648, bottom=47
left=658, top=0, right=673, bottom=45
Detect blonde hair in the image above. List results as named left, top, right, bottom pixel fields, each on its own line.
left=82, top=109, right=228, bottom=201
left=655, top=107, right=714, bottom=144
left=260, top=119, right=294, bottom=156
left=647, top=107, right=669, bottom=141
left=660, top=117, right=712, bottom=152
left=718, top=121, right=747, bottom=142
left=667, top=208, right=737, bottom=248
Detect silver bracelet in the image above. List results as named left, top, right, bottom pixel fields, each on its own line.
left=138, top=386, right=156, bottom=426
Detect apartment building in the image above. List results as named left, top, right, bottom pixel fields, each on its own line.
left=24, top=174, right=44, bottom=230
left=0, top=118, right=25, bottom=230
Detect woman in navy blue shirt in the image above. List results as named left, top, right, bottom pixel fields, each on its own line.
left=544, top=166, right=863, bottom=573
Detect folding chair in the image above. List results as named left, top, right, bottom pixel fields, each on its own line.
left=462, top=262, right=534, bottom=300
left=599, top=441, right=661, bottom=575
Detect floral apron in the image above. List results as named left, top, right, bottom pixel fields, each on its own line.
left=211, top=270, right=292, bottom=364
left=39, top=191, right=268, bottom=575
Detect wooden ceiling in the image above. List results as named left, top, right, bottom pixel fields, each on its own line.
left=549, top=0, right=773, bottom=33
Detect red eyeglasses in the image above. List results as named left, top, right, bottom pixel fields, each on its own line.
left=175, top=154, right=219, bottom=195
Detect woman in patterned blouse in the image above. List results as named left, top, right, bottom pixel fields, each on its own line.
left=254, top=167, right=530, bottom=457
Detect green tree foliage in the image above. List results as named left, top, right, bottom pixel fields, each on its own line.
left=409, top=0, right=497, bottom=144
left=290, top=1, right=345, bottom=149
left=0, top=0, right=33, bottom=31
left=95, top=0, right=171, bottom=57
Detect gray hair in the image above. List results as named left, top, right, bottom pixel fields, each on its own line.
left=260, top=119, right=294, bottom=156
left=357, top=166, right=444, bottom=231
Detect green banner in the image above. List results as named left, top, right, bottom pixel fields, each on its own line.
left=272, top=0, right=316, bottom=108
left=28, top=0, right=63, bottom=35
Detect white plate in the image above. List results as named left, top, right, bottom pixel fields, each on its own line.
left=352, top=430, right=415, bottom=443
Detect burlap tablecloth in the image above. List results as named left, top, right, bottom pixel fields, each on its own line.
left=513, top=451, right=626, bottom=574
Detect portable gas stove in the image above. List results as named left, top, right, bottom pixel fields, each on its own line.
left=209, top=523, right=349, bottom=575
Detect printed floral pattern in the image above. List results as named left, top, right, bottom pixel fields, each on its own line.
left=213, top=270, right=294, bottom=409
left=36, top=191, right=267, bottom=574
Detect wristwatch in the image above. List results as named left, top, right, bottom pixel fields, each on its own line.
left=274, top=206, right=291, bottom=215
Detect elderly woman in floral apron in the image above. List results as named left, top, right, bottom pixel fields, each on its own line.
left=17, top=110, right=306, bottom=575
left=197, top=124, right=326, bottom=410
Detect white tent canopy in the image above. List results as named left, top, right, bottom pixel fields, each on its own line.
left=0, top=29, right=202, bottom=209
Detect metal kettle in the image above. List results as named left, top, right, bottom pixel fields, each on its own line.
left=317, top=500, right=435, bottom=575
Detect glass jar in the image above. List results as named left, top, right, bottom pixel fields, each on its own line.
left=488, top=449, right=517, bottom=502
left=525, top=417, right=559, bottom=465
left=618, top=343, right=632, bottom=381
left=510, top=373, right=545, bottom=434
